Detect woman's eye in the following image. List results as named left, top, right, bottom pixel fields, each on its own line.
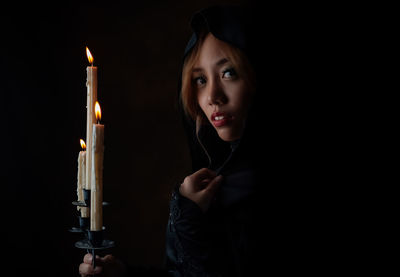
left=222, top=68, right=237, bottom=79
left=194, top=76, right=206, bottom=86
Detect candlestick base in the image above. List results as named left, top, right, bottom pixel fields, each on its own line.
left=71, top=200, right=114, bottom=270
left=71, top=190, right=114, bottom=269
left=74, top=229, right=115, bottom=270
left=75, top=230, right=115, bottom=250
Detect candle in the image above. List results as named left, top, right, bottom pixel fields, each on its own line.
left=77, top=139, right=89, bottom=218
left=86, top=47, right=97, bottom=191
left=91, top=101, right=104, bottom=231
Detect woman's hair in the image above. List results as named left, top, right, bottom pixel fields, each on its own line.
left=181, top=31, right=256, bottom=121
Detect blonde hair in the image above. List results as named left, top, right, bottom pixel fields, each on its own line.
left=181, top=32, right=256, bottom=121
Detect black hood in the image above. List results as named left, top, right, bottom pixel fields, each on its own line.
left=178, top=4, right=264, bottom=173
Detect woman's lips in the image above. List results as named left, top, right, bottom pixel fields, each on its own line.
left=211, top=112, right=232, bottom=127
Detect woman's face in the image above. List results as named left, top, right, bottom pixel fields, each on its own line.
left=193, top=33, right=253, bottom=142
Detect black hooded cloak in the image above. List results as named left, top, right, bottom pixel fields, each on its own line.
left=164, top=5, right=267, bottom=277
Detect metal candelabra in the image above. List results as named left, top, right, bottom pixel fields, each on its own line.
left=70, top=189, right=114, bottom=270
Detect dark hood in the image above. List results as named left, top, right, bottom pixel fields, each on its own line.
left=178, top=5, right=264, bottom=173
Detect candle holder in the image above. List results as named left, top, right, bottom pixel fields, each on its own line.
left=75, top=229, right=115, bottom=269
left=70, top=189, right=114, bottom=269
left=70, top=189, right=91, bottom=233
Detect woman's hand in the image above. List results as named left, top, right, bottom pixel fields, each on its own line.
left=79, top=253, right=127, bottom=277
left=179, top=168, right=223, bottom=212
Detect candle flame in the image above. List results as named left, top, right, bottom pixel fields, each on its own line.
left=80, top=139, right=86, bottom=150
left=95, top=101, right=102, bottom=122
left=86, top=47, right=94, bottom=65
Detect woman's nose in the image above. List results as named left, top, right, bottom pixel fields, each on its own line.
left=207, top=79, right=226, bottom=106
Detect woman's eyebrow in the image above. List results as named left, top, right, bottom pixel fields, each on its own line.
left=192, top=58, right=230, bottom=73
left=215, top=58, right=229, bottom=67
left=192, top=67, right=203, bottom=73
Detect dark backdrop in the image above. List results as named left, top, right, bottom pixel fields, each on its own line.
left=0, top=1, right=367, bottom=276
left=0, top=1, right=251, bottom=276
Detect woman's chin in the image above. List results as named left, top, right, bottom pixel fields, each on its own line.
left=216, top=128, right=242, bottom=142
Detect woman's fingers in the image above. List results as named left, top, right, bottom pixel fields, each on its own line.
left=196, top=175, right=223, bottom=211
left=83, top=253, right=93, bottom=264
left=84, top=253, right=108, bottom=265
left=80, top=254, right=105, bottom=276
left=183, top=168, right=217, bottom=190
left=102, top=254, right=114, bottom=263
left=191, top=168, right=217, bottom=182
left=181, top=168, right=222, bottom=193
left=180, top=168, right=224, bottom=212
left=79, top=261, right=102, bottom=276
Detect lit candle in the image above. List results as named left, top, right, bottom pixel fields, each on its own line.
left=86, top=47, right=97, bottom=191
left=77, top=139, right=89, bottom=218
left=91, top=101, right=104, bottom=231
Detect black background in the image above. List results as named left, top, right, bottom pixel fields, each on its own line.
left=0, top=1, right=368, bottom=276
left=0, top=1, right=255, bottom=276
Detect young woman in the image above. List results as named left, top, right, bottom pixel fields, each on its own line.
left=79, top=5, right=264, bottom=276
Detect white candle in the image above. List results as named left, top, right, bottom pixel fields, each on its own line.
left=90, top=102, right=104, bottom=231
left=85, top=47, right=97, bottom=191
left=77, top=139, right=89, bottom=218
